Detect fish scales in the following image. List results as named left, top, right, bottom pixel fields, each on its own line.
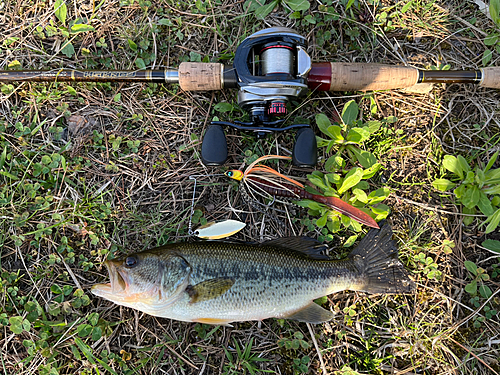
left=92, top=223, right=415, bottom=324
left=166, top=242, right=358, bottom=320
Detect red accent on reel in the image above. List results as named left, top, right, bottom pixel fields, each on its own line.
left=268, top=102, right=287, bottom=116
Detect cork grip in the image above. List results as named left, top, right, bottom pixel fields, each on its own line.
left=480, top=67, right=500, bottom=89
left=178, top=62, right=223, bottom=91
left=328, top=63, right=419, bottom=91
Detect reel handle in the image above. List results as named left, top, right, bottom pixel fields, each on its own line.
left=308, top=63, right=500, bottom=91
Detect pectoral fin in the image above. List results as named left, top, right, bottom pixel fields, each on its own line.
left=285, top=302, right=334, bottom=324
left=187, top=278, right=234, bottom=303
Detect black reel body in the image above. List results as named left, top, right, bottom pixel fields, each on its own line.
left=201, top=27, right=317, bottom=167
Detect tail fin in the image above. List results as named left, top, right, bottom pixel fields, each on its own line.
left=349, top=222, right=415, bottom=294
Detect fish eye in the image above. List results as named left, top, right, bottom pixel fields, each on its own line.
left=125, top=256, right=138, bottom=268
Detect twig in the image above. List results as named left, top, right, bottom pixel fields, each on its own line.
left=393, top=195, right=486, bottom=217
left=306, top=323, right=327, bottom=375
left=447, top=336, right=499, bottom=375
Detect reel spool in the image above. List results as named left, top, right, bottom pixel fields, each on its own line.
left=201, top=27, right=317, bottom=167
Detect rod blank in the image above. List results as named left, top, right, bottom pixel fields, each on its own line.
left=1, top=63, right=500, bottom=90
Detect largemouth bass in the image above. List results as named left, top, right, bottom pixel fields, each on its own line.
left=91, top=223, right=414, bottom=325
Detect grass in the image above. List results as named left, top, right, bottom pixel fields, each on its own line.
left=1, top=0, right=500, bottom=373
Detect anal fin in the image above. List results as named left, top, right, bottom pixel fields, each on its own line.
left=285, top=302, right=334, bottom=324
left=193, top=318, right=234, bottom=327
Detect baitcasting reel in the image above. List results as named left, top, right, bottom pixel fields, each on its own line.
left=200, top=27, right=317, bottom=167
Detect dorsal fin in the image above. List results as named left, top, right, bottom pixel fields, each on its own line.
left=263, top=237, right=329, bottom=260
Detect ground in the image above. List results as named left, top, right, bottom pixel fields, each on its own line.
left=1, top=0, right=500, bottom=374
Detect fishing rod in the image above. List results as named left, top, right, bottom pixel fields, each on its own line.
left=2, top=27, right=499, bottom=166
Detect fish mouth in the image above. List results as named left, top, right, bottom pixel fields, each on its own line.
left=91, top=260, right=128, bottom=297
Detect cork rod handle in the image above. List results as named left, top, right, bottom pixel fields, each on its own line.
left=327, top=63, right=419, bottom=91
left=178, top=62, right=224, bottom=91
left=480, top=67, right=500, bottom=89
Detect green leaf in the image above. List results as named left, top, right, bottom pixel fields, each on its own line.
left=464, top=260, right=477, bottom=276
left=454, top=184, right=466, bottom=199
left=255, top=0, right=278, bottom=19
left=350, top=148, right=377, bottom=168
left=66, top=86, right=77, bottom=96
left=9, top=316, right=24, bottom=334
left=296, top=199, right=323, bottom=211
left=315, top=113, right=332, bottom=135
left=341, top=100, right=358, bottom=126
left=479, top=285, right=493, bottom=299
left=327, top=216, right=341, bottom=232
left=325, top=154, right=344, bottom=172
left=490, top=0, right=500, bottom=26
left=360, top=162, right=380, bottom=178
left=307, top=174, right=329, bottom=190
left=128, top=39, right=138, bottom=51
left=484, top=151, right=499, bottom=172
left=365, top=120, right=381, bottom=133
left=371, top=204, right=390, bottom=215
left=0, top=146, right=8, bottom=170
left=326, top=125, right=344, bottom=143
left=492, top=196, right=500, bottom=206
left=485, top=167, right=500, bottom=184
left=442, top=155, right=464, bottom=179
left=462, top=186, right=480, bottom=209
left=338, top=168, right=363, bottom=194
left=352, top=188, right=368, bottom=203
left=113, top=93, right=121, bottom=102
left=316, top=213, right=328, bottom=228
left=51, top=284, right=63, bottom=294
left=60, top=42, right=75, bottom=57
left=213, top=102, right=233, bottom=112
left=432, top=178, right=455, bottom=192
left=465, top=280, right=477, bottom=295
left=54, top=0, right=67, bottom=25
left=484, top=208, right=500, bottom=234
left=463, top=206, right=476, bottom=226
left=283, top=0, right=310, bottom=11
left=326, top=173, right=342, bottom=185
left=368, top=187, right=391, bottom=204
left=190, top=51, right=202, bottom=62
left=71, top=24, right=95, bottom=34
left=135, top=58, right=146, bottom=69
left=91, top=326, right=103, bottom=341
left=346, top=127, right=370, bottom=143
left=343, top=235, right=358, bottom=247
left=483, top=49, right=493, bottom=66
left=482, top=239, right=500, bottom=253
left=354, top=180, right=369, bottom=190
left=158, top=18, right=173, bottom=26
left=464, top=170, right=475, bottom=184
left=316, top=136, right=332, bottom=148
left=475, top=168, right=486, bottom=188
left=484, top=34, right=499, bottom=46
left=401, top=0, right=413, bottom=13
left=477, top=191, right=494, bottom=216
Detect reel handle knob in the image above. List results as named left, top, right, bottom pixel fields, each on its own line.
left=201, top=124, right=228, bottom=166
left=292, top=127, right=317, bottom=167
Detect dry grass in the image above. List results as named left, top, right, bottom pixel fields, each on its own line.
left=1, top=0, right=500, bottom=374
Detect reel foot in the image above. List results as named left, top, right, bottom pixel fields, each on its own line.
left=201, top=124, right=228, bottom=166
left=292, top=127, right=317, bottom=167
